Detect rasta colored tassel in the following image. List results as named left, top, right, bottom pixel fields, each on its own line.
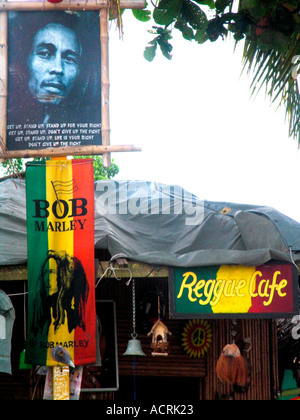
left=110, top=0, right=124, bottom=39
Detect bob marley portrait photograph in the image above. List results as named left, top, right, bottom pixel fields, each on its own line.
left=7, top=11, right=102, bottom=150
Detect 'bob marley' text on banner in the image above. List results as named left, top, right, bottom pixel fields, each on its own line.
left=169, top=264, right=298, bottom=319
left=25, top=159, right=96, bottom=366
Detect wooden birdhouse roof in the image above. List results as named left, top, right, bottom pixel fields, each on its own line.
left=147, top=320, right=172, bottom=336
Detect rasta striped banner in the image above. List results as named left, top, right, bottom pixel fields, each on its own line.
left=170, top=263, right=298, bottom=319
left=25, top=159, right=96, bottom=366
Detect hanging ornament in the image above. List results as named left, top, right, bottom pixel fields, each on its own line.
left=19, top=283, right=32, bottom=370
left=47, top=0, right=64, bottom=3
left=109, top=0, right=124, bottom=39
left=123, top=278, right=145, bottom=401
left=216, top=320, right=252, bottom=392
left=147, top=296, right=171, bottom=356
left=123, top=279, right=146, bottom=357
left=51, top=345, right=75, bottom=368
left=216, top=343, right=250, bottom=388
left=181, top=319, right=212, bottom=358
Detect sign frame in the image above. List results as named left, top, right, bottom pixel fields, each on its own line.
left=0, top=1, right=144, bottom=165
left=169, top=263, right=299, bottom=320
left=80, top=300, right=119, bottom=393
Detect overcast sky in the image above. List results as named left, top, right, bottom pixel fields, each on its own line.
left=109, top=11, right=300, bottom=223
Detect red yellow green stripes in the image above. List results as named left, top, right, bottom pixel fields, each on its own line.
left=26, top=159, right=96, bottom=366
left=173, top=263, right=296, bottom=318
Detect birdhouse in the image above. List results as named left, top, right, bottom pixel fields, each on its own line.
left=147, top=320, right=172, bottom=356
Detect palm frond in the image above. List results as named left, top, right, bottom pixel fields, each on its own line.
left=242, top=32, right=300, bottom=145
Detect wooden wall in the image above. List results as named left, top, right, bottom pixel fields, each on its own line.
left=205, top=319, right=278, bottom=400
left=96, top=275, right=279, bottom=400
left=0, top=272, right=280, bottom=400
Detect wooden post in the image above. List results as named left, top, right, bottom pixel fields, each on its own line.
left=0, top=8, right=7, bottom=162
left=100, top=7, right=111, bottom=168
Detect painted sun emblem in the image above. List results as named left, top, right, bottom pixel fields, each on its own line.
left=181, top=319, right=212, bottom=358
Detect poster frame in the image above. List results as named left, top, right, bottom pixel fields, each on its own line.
left=80, top=300, right=119, bottom=393
left=0, top=2, right=143, bottom=165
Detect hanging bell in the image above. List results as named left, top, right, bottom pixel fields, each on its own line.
left=123, top=333, right=146, bottom=357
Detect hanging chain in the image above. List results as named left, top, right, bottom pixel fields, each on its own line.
left=131, top=279, right=137, bottom=338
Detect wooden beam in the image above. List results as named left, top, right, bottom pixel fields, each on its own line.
left=0, top=1, right=146, bottom=11
left=0, top=265, right=27, bottom=281
left=0, top=144, right=141, bottom=159
left=0, top=261, right=169, bottom=281
left=97, top=261, right=169, bottom=279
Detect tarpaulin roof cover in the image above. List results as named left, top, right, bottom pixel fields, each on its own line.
left=1, top=178, right=300, bottom=268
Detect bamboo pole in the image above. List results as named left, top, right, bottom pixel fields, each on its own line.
left=245, top=319, right=253, bottom=399
left=279, top=387, right=300, bottom=398
left=0, top=1, right=146, bottom=12
left=0, top=144, right=141, bottom=159
left=262, top=321, right=266, bottom=400
left=271, top=320, right=279, bottom=398
left=0, top=10, right=7, bottom=162
left=264, top=320, right=271, bottom=400
left=254, top=320, right=259, bottom=400
left=100, top=7, right=111, bottom=168
left=250, top=320, right=256, bottom=400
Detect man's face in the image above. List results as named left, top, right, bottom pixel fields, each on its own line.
left=28, top=23, right=81, bottom=105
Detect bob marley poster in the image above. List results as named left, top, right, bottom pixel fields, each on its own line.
left=7, top=11, right=102, bottom=150
left=25, top=159, right=96, bottom=366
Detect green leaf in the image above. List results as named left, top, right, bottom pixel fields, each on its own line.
left=194, top=27, right=208, bottom=44
left=144, top=43, right=158, bottom=62
left=215, top=0, right=231, bottom=13
left=241, top=0, right=258, bottom=8
left=182, top=0, right=208, bottom=31
left=153, top=0, right=183, bottom=26
left=132, top=8, right=151, bottom=22
left=175, top=18, right=194, bottom=41
left=159, top=42, right=173, bottom=60
left=193, top=0, right=215, bottom=9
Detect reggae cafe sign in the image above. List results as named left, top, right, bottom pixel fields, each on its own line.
left=0, top=1, right=143, bottom=164
left=169, top=263, right=298, bottom=319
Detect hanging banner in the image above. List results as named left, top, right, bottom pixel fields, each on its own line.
left=6, top=11, right=101, bottom=151
left=25, top=159, right=96, bottom=366
left=169, top=263, right=298, bottom=319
